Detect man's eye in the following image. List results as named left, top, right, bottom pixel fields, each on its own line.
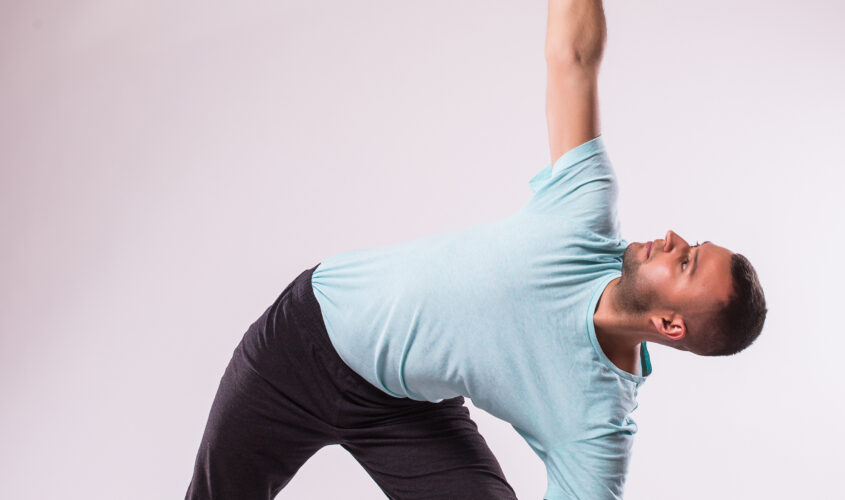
left=682, top=260, right=689, bottom=271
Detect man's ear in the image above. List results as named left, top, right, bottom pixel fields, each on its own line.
left=650, top=313, right=686, bottom=341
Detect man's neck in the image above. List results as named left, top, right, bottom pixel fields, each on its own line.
left=593, top=278, right=647, bottom=375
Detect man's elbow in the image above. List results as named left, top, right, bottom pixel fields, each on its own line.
left=544, top=41, right=605, bottom=68
left=545, top=0, right=608, bottom=68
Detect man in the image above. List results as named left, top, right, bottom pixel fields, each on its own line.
left=186, top=1, right=767, bottom=499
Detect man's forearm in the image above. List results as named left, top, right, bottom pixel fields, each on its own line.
left=545, top=0, right=607, bottom=66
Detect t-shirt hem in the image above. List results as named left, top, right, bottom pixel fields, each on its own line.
left=544, top=484, right=566, bottom=500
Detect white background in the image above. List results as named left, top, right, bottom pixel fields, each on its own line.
left=2, top=1, right=843, bottom=499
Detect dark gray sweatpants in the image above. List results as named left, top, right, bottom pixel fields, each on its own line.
left=185, top=265, right=517, bottom=500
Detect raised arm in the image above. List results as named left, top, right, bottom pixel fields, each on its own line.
left=545, top=0, right=607, bottom=163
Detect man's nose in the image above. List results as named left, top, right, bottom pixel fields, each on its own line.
left=664, top=230, right=689, bottom=252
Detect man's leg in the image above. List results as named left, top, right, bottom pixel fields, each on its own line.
left=185, top=350, right=333, bottom=500
left=340, top=396, right=517, bottom=500
left=186, top=267, right=342, bottom=499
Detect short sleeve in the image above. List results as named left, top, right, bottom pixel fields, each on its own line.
left=545, top=432, right=634, bottom=500
left=524, top=136, right=621, bottom=239
left=515, top=423, right=636, bottom=500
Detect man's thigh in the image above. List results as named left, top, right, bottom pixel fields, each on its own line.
left=340, top=396, right=517, bottom=500
left=185, top=352, right=334, bottom=500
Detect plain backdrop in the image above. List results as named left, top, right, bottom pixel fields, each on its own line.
left=2, top=1, right=843, bottom=499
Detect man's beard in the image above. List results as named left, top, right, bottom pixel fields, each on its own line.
left=616, top=244, right=658, bottom=314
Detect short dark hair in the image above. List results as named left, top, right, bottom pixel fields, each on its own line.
left=690, top=253, right=768, bottom=356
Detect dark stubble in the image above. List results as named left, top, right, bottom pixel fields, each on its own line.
left=615, top=244, right=659, bottom=314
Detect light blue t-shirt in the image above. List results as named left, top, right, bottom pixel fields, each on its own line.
left=311, top=136, right=652, bottom=500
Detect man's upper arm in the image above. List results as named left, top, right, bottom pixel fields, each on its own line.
left=544, top=0, right=607, bottom=163
left=545, top=59, right=601, bottom=164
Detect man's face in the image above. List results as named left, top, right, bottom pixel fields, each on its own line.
left=617, top=230, right=735, bottom=318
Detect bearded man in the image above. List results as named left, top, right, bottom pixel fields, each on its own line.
left=186, top=1, right=767, bottom=498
